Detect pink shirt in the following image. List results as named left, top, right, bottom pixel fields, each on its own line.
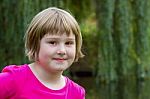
left=0, top=64, right=85, bottom=99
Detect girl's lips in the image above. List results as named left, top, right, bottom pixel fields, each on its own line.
left=53, top=58, right=67, bottom=62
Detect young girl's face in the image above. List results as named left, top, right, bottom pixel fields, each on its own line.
left=37, top=32, right=76, bottom=73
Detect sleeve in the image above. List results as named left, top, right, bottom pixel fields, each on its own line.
left=78, top=86, right=86, bottom=99
left=67, top=77, right=86, bottom=99
left=0, top=66, right=17, bottom=98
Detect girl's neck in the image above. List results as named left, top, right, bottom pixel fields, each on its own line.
left=29, top=62, right=66, bottom=90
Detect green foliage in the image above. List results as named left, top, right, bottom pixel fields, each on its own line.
left=95, top=0, right=117, bottom=83
left=113, top=0, right=132, bottom=79
left=0, top=0, right=26, bottom=69
left=95, top=0, right=150, bottom=84
left=80, top=13, right=97, bottom=70
left=132, top=0, right=150, bottom=79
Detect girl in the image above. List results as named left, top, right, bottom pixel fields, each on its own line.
left=0, top=7, right=85, bottom=99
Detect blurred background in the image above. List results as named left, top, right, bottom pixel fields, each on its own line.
left=0, top=0, right=150, bottom=99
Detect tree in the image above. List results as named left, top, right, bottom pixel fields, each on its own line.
left=95, top=0, right=150, bottom=98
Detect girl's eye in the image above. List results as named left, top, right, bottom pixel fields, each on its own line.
left=48, top=41, right=56, bottom=45
left=65, top=41, right=74, bottom=45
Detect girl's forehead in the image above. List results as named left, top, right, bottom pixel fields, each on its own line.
left=45, top=32, right=75, bottom=36
left=43, top=32, right=75, bottom=38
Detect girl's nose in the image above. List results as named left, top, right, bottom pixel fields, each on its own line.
left=57, top=44, right=66, bottom=56
left=57, top=50, right=66, bottom=56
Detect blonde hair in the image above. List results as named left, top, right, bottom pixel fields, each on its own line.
left=24, top=7, right=84, bottom=62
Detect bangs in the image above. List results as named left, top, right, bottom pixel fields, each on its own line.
left=41, top=11, right=76, bottom=37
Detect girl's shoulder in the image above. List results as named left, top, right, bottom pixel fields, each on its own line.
left=0, top=64, right=29, bottom=84
left=1, top=64, right=30, bottom=84
left=0, top=64, right=30, bottom=87
left=0, top=64, right=29, bottom=98
left=1, top=64, right=28, bottom=73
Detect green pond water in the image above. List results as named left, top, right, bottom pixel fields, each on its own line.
left=75, top=77, right=150, bottom=99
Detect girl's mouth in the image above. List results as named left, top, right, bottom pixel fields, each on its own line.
left=53, top=58, right=67, bottom=62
